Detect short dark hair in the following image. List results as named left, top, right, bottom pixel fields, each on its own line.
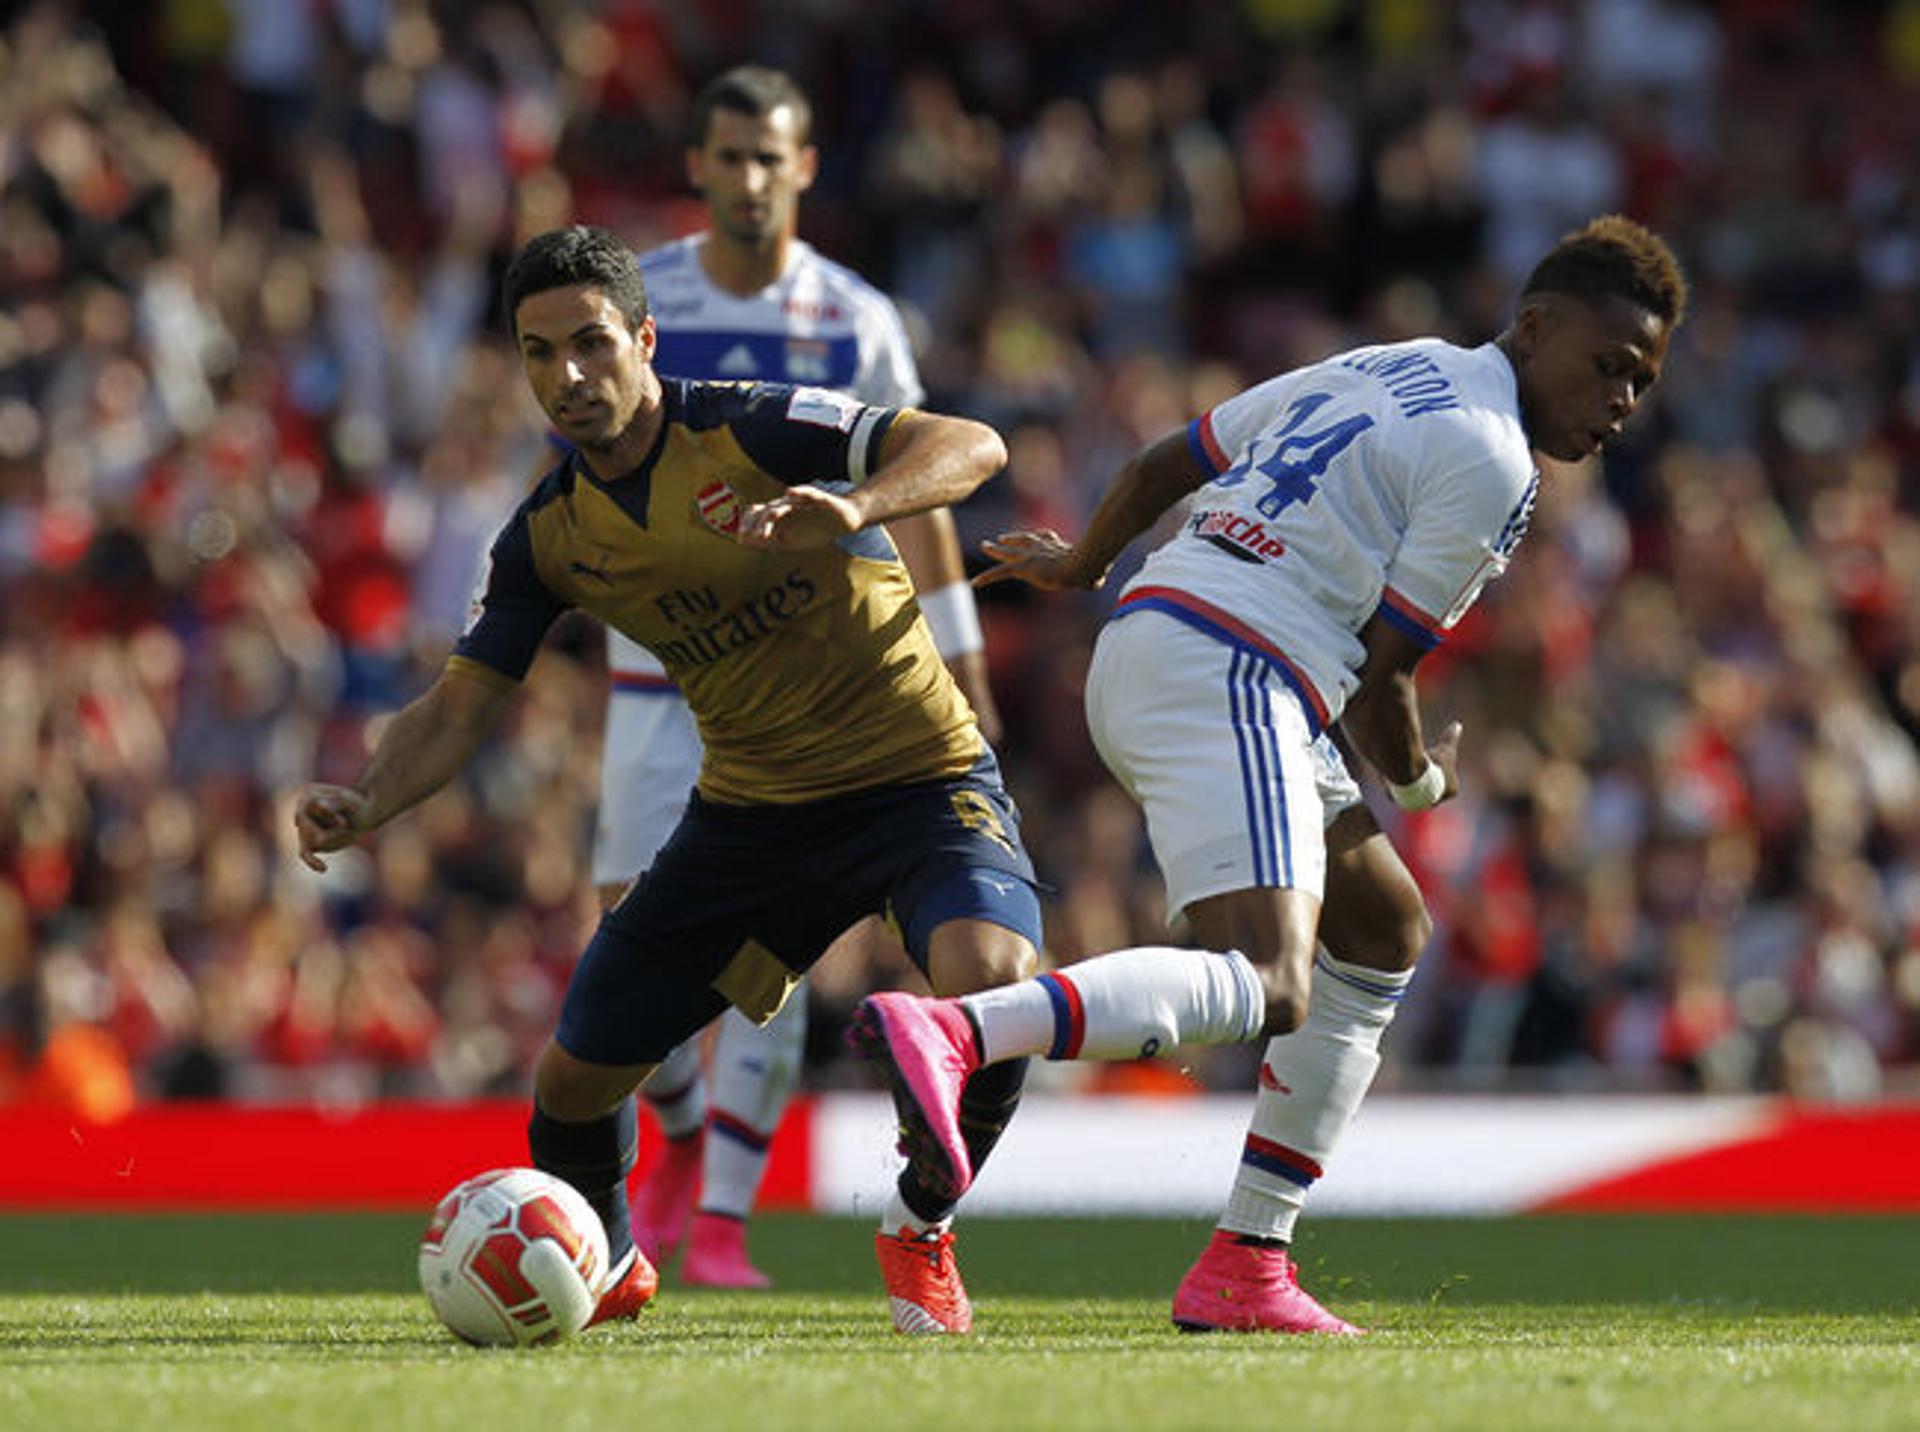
left=502, top=225, right=649, bottom=336
left=1521, top=215, right=1689, bottom=328
left=691, top=65, right=812, bottom=146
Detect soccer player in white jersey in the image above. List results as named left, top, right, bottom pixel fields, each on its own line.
left=847, top=216, right=1686, bottom=1332
left=601, top=67, right=1004, bottom=1292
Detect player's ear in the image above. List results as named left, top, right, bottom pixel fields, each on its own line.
left=796, top=143, right=819, bottom=194
left=634, top=314, right=657, bottom=361
left=685, top=146, right=706, bottom=194
left=1510, top=296, right=1554, bottom=360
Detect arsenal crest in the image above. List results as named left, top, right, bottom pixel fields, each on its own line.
left=694, top=481, right=743, bottom=536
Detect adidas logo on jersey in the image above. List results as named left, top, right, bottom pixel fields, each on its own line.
left=716, top=343, right=760, bottom=377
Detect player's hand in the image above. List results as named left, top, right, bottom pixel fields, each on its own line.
left=974, top=529, right=1101, bottom=591
left=1428, top=720, right=1464, bottom=804
left=293, top=784, right=373, bottom=872
left=736, top=485, right=863, bottom=550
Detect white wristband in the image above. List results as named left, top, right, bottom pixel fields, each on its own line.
left=918, top=580, right=985, bottom=659
left=1388, top=759, right=1447, bottom=811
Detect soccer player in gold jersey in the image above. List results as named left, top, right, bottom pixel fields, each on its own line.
left=294, top=225, right=1040, bottom=1335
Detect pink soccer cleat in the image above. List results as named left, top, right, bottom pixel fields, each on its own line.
left=586, top=1245, right=660, bottom=1328
left=679, top=1211, right=772, bottom=1289
left=875, top=1226, right=972, bottom=1334
left=846, top=993, right=980, bottom=1202
left=631, top=1130, right=703, bottom=1266
left=1170, top=1230, right=1365, bottom=1335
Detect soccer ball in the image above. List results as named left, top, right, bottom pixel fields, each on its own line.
left=418, top=1167, right=609, bottom=1347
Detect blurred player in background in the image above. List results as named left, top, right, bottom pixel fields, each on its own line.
left=295, top=226, right=1039, bottom=1335
left=850, top=216, right=1687, bottom=1334
left=605, top=65, right=1002, bottom=1290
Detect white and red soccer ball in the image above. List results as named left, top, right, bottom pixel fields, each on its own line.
left=418, top=1168, right=609, bottom=1346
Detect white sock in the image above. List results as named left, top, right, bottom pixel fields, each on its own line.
left=881, top=1186, right=950, bottom=1239
left=643, top=1038, right=706, bottom=1140
left=698, top=995, right=806, bottom=1220
left=959, top=946, right=1266, bottom=1064
left=1220, top=952, right=1411, bottom=1243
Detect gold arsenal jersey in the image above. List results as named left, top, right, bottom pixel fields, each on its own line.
left=450, top=379, right=982, bottom=803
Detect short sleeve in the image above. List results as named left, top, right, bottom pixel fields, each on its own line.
left=450, top=506, right=569, bottom=681
left=723, top=382, right=902, bottom=491
left=1186, top=371, right=1299, bottom=477
left=1379, top=461, right=1538, bottom=647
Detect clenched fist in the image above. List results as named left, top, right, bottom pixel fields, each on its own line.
left=293, top=784, right=373, bottom=872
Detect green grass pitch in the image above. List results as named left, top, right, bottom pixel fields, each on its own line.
left=3, top=1212, right=1917, bottom=1431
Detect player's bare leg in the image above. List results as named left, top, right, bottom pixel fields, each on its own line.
left=1314, top=808, right=1430, bottom=978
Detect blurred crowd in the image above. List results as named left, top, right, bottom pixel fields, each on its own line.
left=3, top=0, right=1919, bottom=1117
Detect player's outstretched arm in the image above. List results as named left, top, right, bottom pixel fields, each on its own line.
left=1339, top=614, right=1462, bottom=812
left=737, top=412, right=1006, bottom=551
left=293, top=662, right=516, bottom=871
left=975, top=428, right=1208, bottom=591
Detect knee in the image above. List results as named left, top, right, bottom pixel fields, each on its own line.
left=533, top=1044, right=589, bottom=1120
left=1354, top=901, right=1434, bottom=976
left=981, top=938, right=1040, bottom=987
left=927, top=929, right=1038, bottom=997
left=1332, top=892, right=1433, bottom=975
left=1390, top=890, right=1436, bottom=971
left=534, top=1040, right=630, bottom=1122
left=943, top=944, right=1037, bottom=995
left=1394, top=903, right=1435, bottom=971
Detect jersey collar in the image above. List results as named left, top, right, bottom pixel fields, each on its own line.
left=570, top=383, right=681, bottom=528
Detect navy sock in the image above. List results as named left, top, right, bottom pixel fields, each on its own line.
left=528, top=1097, right=637, bottom=1266
left=896, top=1056, right=1030, bottom=1225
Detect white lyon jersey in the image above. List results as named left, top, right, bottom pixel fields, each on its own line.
left=1116, top=338, right=1539, bottom=736
left=596, top=235, right=924, bottom=882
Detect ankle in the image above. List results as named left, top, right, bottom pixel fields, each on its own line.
left=1229, top=1231, right=1289, bottom=1251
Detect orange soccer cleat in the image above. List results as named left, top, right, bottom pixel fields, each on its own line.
left=875, top=1227, right=972, bottom=1335
left=586, top=1245, right=660, bottom=1328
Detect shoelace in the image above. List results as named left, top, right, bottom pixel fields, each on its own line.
left=893, top=1231, right=957, bottom=1282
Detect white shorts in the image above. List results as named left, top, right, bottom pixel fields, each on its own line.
left=1085, top=610, right=1363, bottom=917
left=591, top=684, right=703, bottom=888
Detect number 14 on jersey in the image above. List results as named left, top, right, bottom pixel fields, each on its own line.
left=1216, top=392, right=1374, bottom=519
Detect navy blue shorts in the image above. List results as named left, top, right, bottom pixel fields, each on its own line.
left=556, top=756, right=1041, bottom=1066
